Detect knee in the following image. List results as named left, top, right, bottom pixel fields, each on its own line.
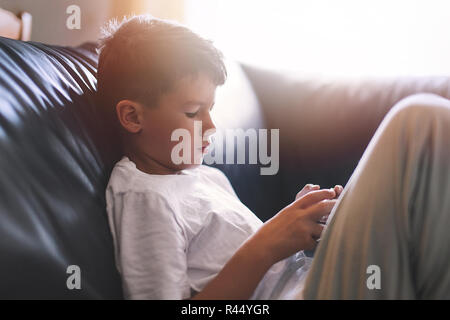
left=385, top=93, right=450, bottom=131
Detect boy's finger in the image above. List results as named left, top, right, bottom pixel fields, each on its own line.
left=319, top=214, right=329, bottom=224
left=311, top=223, right=325, bottom=240
left=306, top=199, right=337, bottom=220
left=334, top=185, right=344, bottom=198
left=295, top=189, right=336, bottom=209
left=295, top=184, right=320, bottom=200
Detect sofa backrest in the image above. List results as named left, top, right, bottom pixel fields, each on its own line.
left=242, top=64, right=450, bottom=213
left=0, top=37, right=123, bottom=299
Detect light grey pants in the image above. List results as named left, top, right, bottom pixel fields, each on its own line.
left=302, top=93, right=450, bottom=299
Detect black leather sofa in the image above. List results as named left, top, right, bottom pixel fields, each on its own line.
left=0, top=37, right=123, bottom=299
left=2, top=36, right=450, bottom=299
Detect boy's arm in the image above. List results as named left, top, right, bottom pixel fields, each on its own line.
left=188, top=234, right=273, bottom=300
left=187, top=185, right=340, bottom=300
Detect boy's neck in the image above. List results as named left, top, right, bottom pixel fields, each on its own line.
left=125, top=152, right=182, bottom=176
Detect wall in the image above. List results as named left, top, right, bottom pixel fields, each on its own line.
left=112, top=0, right=185, bottom=22
left=0, top=0, right=185, bottom=46
left=0, top=0, right=113, bottom=46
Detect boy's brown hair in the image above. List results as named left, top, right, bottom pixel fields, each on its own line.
left=96, top=14, right=227, bottom=133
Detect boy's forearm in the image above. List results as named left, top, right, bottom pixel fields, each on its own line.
left=190, top=236, right=274, bottom=300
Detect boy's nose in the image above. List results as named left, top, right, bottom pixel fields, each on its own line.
left=202, top=114, right=217, bottom=137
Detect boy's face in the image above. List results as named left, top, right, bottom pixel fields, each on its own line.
left=117, top=72, right=217, bottom=174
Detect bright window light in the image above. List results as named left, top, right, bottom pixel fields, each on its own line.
left=185, top=0, right=450, bottom=77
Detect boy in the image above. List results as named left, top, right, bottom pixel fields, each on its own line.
left=100, top=15, right=450, bottom=300
left=98, top=14, right=342, bottom=299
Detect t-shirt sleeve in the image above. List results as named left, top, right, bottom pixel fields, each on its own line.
left=114, top=191, right=190, bottom=299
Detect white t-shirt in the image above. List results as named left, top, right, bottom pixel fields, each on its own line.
left=106, top=156, right=312, bottom=299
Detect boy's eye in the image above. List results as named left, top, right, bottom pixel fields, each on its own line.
left=185, top=111, right=198, bottom=118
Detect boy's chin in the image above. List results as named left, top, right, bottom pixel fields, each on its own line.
left=186, top=160, right=204, bottom=168
left=172, top=161, right=203, bottom=171
left=169, top=152, right=205, bottom=170
left=187, top=153, right=206, bottom=167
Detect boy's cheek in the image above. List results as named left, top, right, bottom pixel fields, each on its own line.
left=141, top=124, right=203, bottom=168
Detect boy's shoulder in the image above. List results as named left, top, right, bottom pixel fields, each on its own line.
left=198, top=164, right=225, bottom=177
left=106, top=156, right=167, bottom=195
left=106, top=157, right=229, bottom=195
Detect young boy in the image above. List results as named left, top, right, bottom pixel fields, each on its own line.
left=98, top=14, right=343, bottom=299
left=100, top=15, right=450, bottom=300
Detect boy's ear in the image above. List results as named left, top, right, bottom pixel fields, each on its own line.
left=115, top=99, right=144, bottom=133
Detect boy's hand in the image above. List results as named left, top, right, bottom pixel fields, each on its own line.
left=296, top=184, right=343, bottom=224
left=252, top=186, right=339, bottom=264
left=295, top=184, right=320, bottom=200
left=333, top=184, right=344, bottom=199
left=296, top=184, right=343, bottom=201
